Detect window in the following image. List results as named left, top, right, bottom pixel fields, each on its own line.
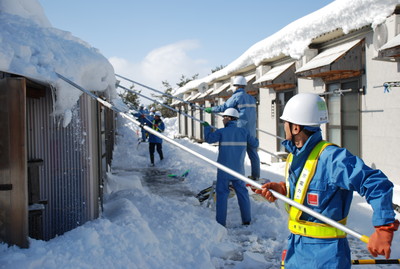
left=326, top=80, right=361, bottom=156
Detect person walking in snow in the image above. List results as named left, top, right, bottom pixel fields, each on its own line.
left=255, top=93, right=398, bottom=269
left=146, top=111, right=165, bottom=166
left=133, top=104, right=149, bottom=142
left=203, top=108, right=259, bottom=226
left=204, top=76, right=260, bottom=181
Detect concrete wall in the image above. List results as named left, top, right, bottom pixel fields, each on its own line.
left=362, top=30, right=400, bottom=184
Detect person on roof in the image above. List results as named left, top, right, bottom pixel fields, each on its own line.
left=203, top=108, right=259, bottom=226
left=204, top=76, right=260, bottom=181
left=145, top=111, right=165, bottom=167
left=255, top=93, right=398, bottom=268
left=133, top=103, right=149, bottom=142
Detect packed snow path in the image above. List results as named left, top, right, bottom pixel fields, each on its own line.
left=110, top=162, right=284, bottom=268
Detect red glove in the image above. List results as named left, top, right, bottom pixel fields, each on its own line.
left=140, top=114, right=145, bottom=118
left=367, top=219, right=399, bottom=259
left=255, top=181, right=287, bottom=202
left=153, top=124, right=158, bottom=128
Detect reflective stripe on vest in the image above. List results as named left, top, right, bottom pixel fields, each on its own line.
left=220, top=141, right=247, bottom=146
left=237, top=103, right=257, bottom=109
left=285, top=140, right=347, bottom=239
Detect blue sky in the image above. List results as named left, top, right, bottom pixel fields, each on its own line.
left=38, top=0, right=333, bottom=90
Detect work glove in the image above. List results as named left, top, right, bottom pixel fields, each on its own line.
left=153, top=124, right=158, bottom=128
left=367, top=219, right=399, bottom=259
left=140, top=114, right=145, bottom=118
left=204, top=107, right=212, bottom=113
left=202, top=121, right=210, bottom=127
left=247, top=178, right=270, bottom=192
left=255, top=181, right=286, bottom=203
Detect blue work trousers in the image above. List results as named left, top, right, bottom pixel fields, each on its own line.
left=216, top=178, right=251, bottom=226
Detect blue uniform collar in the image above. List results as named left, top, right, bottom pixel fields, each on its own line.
left=224, top=120, right=237, bottom=128
left=234, top=88, right=245, bottom=94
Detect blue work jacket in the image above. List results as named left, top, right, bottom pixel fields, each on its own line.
left=133, top=108, right=149, bottom=124
left=283, top=131, right=396, bottom=268
left=146, top=118, right=165, bottom=144
left=284, top=131, right=395, bottom=226
left=204, top=121, right=259, bottom=180
left=211, top=88, right=257, bottom=137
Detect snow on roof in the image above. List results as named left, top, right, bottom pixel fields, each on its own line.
left=295, top=39, right=362, bottom=73
left=380, top=33, right=400, bottom=50
left=253, top=62, right=295, bottom=84
left=0, top=0, right=117, bottom=123
left=173, top=0, right=399, bottom=96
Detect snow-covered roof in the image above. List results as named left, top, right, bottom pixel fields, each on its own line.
left=296, top=39, right=362, bottom=73
left=173, top=0, right=399, bottom=96
left=380, top=33, right=400, bottom=50
left=0, top=0, right=117, bottom=122
left=253, top=62, right=295, bottom=84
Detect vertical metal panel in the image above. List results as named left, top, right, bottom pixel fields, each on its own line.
left=0, top=77, right=29, bottom=248
left=26, top=87, right=99, bottom=240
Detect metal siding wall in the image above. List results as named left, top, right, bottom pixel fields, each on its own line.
left=26, top=89, right=96, bottom=240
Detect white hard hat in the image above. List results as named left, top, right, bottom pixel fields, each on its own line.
left=139, top=103, right=144, bottom=108
left=155, top=111, right=162, bottom=117
left=222, top=108, right=240, bottom=119
left=150, top=107, right=155, bottom=112
left=280, top=93, right=328, bottom=126
left=232, top=76, right=247, bottom=86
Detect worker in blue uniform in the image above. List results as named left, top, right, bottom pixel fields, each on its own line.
left=133, top=104, right=149, bottom=142
left=203, top=108, right=259, bottom=226
left=204, top=76, right=260, bottom=181
left=256, top=93, right=399, bottom=268
left=146, top=111, right=165, bottom=166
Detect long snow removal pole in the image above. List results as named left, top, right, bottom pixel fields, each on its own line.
left=116, top=73, right=202, bottom=110
left=116, top=74, right=285, bottom=141
left=352, top=259, right=400, bottom=265
left=118, top=84, right=282, bottom=159
left=57, top=72, right=369, bottom=244
left=117, top=84, right=213, bottom=128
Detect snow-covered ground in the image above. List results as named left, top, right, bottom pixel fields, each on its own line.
left=0, top=116, right=398, bottom=269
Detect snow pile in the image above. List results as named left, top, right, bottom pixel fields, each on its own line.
left=0, top=117, right=398, bottom=269
left=174, top=0, right=399, bottom=95
left=0, top=0, right=117, bottom=119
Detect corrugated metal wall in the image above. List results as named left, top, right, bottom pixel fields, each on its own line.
left=26, top=88, right=98, bottom=240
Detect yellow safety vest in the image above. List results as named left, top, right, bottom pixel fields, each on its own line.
left=285, top=140, right=347, bottom=239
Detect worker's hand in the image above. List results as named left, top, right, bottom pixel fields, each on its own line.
left=367, top=220, right=399, bottom=259
left=153, top=124, right=158, bottom=128
left=204, top=107, right=212, bottom=113
left=255, top=181, right=286, bottom=203
left=202, top=121, right=210, bottom=127
left=140, top=114, right=145, bottom=118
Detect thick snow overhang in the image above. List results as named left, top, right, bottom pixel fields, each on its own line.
left=253, top=62, right=296, bottom=91
left=378, top=34, right=400, bottom=61
left=296, top=39, right=363, bottom=81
